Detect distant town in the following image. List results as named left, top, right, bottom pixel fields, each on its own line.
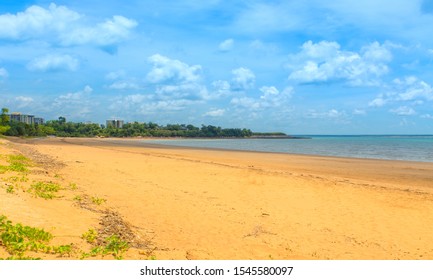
left=5, top=111, right=125, bottom=129
left=0, top=108, right=297, bottom=139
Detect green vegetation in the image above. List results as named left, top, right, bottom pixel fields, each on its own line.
left=0, top=215, right=72, bottom=259
left=6, top=185, right=14, bottom=194
left=82, top=234, right=129, bottom=260
left=81, top=228, right=98, bottom=244
left=44, top=120, right=254, bottom=138
left=28, top=181, right=61, bottom=199
left=68, top=182, right=78, bottom=190
left=91, top=196, right=106, bottom=205
left=0, top=107, right=256, bottom=138
left=0, top=154, right=31, bottom=174
left=7, top=154, right=31, bottom=173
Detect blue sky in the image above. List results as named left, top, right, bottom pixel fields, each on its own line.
left=1, top=0, right=433, bottom=134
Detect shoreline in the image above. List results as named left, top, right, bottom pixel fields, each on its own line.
left=2, top=137, right=433, bottom=259
left=25, top=136, right=433, bottom=164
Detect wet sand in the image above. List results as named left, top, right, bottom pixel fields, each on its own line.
left=1, top=137, right=433, bottom=259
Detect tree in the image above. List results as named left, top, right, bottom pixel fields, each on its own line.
left=0, top=108, right=10, bottom=135
left=1, top=108, right=9, bottom=125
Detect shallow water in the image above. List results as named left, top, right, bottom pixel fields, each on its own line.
left=142, top=135, right=433, bottom=162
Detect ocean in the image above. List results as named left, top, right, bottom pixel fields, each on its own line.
left=142, top=135, right=433, bottom=163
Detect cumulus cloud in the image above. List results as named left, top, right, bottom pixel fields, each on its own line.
left=51, top=85, right=94, bottom=118
left=211, top=80, right=231, bottom=98
left=145, top=54, right=209, bottom=100
left=393, top=76, right=433, bottom=101
left=0, top=3, right=137, bottom=47
left=0, top=3, right=80, bottom=39
left=390, top=106, right=416, bottom=116
left=204, top=109, right=225, bottom=117
left=27, top=54, right=79, bottom=72
left=146, top=54, right=202, bottom=84
left=369, top=76, right=433, bottom=107
left=60, top=15, right=137, bottom=46
left=14, top=96, right=34, bottom=108
left=231, top=67, right=255, bottom=91
left=231, top=86, right=293, bottom=110
left=0, top=67, right=8, bottom=79
left=288, top=41, right=392, bottom=86
left=218, top=39, right=234, bottom=52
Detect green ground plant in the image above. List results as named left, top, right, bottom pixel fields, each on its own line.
left=81, top=228, right=98, bottom=244
left=82, top=234, right=129, bottom=260
left=28, top=181, right=61, bottom=199
left=0, top=165, right=8, bottom=174
left=91, top=196, right=106, bottom=205
left=6, top=185, right=14, bottom=193
left=0, top=215, right=73, bottom=259
left=7, top=154, right=31, bottom=173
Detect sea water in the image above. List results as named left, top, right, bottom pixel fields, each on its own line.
left=142, top=135, right=433, bottom=163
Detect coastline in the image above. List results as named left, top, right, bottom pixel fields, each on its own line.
left=2, top=137, right=433, bottom=259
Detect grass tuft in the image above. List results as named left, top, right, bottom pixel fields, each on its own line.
left=28, top=181, right=61, bottom=199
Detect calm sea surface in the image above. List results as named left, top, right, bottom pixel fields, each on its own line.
left=142, top=135, right=433, bottom=163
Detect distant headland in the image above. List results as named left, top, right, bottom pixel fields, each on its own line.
left=0, top=108, right=305, bottom=139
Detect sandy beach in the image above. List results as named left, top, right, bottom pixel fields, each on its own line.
left=1, top=137, right=433, bottom=260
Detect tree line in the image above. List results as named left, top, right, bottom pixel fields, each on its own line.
left=0, top=108, right=253, bottom=138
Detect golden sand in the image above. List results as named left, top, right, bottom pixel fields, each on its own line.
left=1, top=137, right=433, bottom=259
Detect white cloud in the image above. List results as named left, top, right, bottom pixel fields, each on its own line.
left=230, top=97, right=261, bottom=110
left=60, top=15, right=137, bottom=46
left=369, top=95, right=388, bottom=107
left=259, top=86, right=293, bottom=108
left=353, top=109, right=366, bottom=115
left=155, top=84, right=209, bottom=100
left=146, top=54, right=202, bottom=84
left=0, top=4, right=137, bottom=47
left=369, top=76, right=433, bottom=107
left=211, top=80, right=231, bottom=98
left=112, top=96, right=199, bottom=114
left=106, top=70, right=126, bottom=80
left=14, top=96, right=34, bottom=108
left=390, top=106, right=416, bottom=116
left=53, top=85, right=93, bottom=110
left=204, top=109, right=225, bottom=117
left=0, top=3, right=80, bottom=39
left=230, top=85, right=293, bottom=110
left=393, top=76, right=433, bottom=101
left=48, top=85, right=94, bottom=119
left=108, top=81, right=139, bottom=90
left=421, top=114, right=433, bottom=119
left=288, top=40, right=392, bottom=86
left=0, top=67, right=8, bottom=78
left=231, top=67, right=255, bottom=91
left=27, top=54, right=79, bottom=72
left=306, top=109, right=348, bottom=121
left=218, top=39, right=234, bottom=52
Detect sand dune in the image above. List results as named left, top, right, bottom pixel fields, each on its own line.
left=1, top=137, right=433, bottom=259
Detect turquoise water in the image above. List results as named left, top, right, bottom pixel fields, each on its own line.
left=142, top=135, right=433, bottom=163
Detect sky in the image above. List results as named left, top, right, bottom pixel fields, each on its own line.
left=1, top=0, right=433, bottom=134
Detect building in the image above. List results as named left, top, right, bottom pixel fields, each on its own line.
left=106, top=119, right=124, bottom=129
left=33, top=117, right=45, bottom=125
left=8, top=113, right=44, bottom=125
